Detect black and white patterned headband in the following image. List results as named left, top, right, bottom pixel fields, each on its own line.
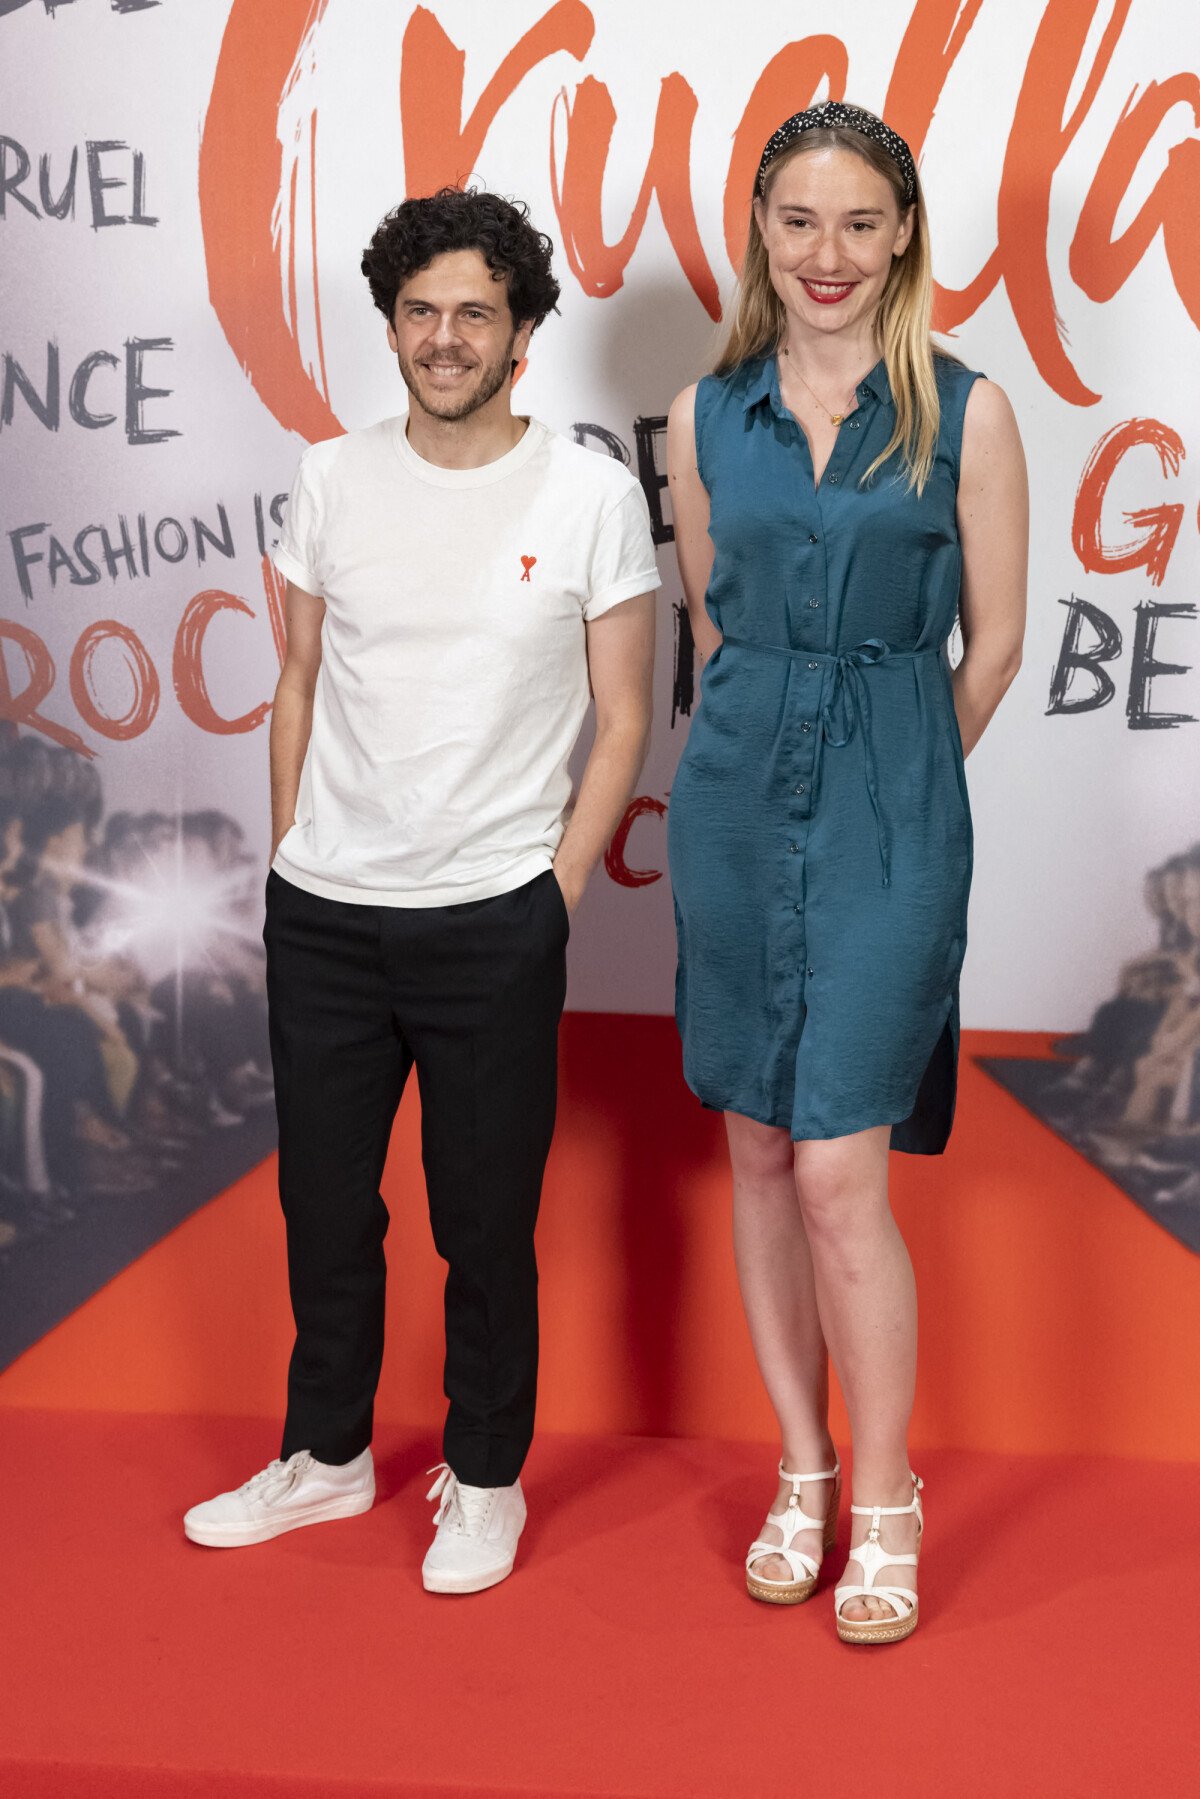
left=756, top=101, right=917, bottom=205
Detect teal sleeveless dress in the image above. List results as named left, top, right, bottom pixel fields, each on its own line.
left=667, top=352, right=982, bottom=1151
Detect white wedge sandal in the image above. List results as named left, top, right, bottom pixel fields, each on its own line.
left=745, top=1459, right=840, bottom=1605
left=834, top=1473, right=924, bottom=1644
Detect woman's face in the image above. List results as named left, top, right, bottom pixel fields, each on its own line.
left=753, top=145, right=913, bottom=341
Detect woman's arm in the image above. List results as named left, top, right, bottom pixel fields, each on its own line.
left=666, top=385, right=722, bottom=666
left=953, top=378, right=1028, bottom=755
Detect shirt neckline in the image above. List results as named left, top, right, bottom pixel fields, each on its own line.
left=389, top=415, right=547, bottom=488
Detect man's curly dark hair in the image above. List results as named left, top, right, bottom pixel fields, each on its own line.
left=361, top=187, right=561, bottom=331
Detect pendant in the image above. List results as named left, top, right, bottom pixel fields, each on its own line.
left=831, top=413, right=844, bottom=425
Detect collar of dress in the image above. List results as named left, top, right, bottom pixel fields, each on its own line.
left=740, top=354, right=893, bottom=417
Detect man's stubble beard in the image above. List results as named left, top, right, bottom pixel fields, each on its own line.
left=396, top=335, right=517, bottom=423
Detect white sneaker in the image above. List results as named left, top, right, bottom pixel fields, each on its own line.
left=421, top=1463, right=527, bottom=1594
left=183, top=1447, right=375, bottom=1547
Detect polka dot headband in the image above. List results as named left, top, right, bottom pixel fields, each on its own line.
left=756, top=101, right=917, bottom=205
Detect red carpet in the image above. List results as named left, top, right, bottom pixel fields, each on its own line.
left=3, top=1409, right=1197, bottom=1798
left=5, top=1024, right=1200, bottom=1463
left=4, top=1021, right=1197, bottom=1793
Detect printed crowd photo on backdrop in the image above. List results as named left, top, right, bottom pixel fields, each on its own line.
left=0, top=3, right=1198, bottom=1796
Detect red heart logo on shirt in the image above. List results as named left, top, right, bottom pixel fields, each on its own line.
left=520, top=555, right=537, bottom=582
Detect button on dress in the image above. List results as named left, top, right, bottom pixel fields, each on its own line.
left=668, top=353, right=982, bottom=1151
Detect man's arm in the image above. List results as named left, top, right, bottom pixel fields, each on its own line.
left=552, top=592, right=656, bottom=912
left=269, top=580, right=326, bottom=861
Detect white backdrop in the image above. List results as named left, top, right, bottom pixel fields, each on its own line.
left=2, top=0, right=1197, bottom=1028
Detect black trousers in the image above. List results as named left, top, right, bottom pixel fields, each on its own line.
left=264, top=866, right=568, bottom=1486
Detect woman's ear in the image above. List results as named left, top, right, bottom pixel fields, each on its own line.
left=893, top=203, right=916, bottom=259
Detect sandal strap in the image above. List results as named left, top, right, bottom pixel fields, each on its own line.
left=847, top=1540, right=919, bottom=1579
left=839, top=1475, right=922, bottom=1617
left=779, top=1458, right=840, bottom=1484
left=766, top=1460, right=840, bottom=1539
left=747, top=1540, right=819, bottom=1582
left=848, top=1473, right=922, bottom=1520
left=848, top=1496, right=921, bottom=1517
left=835, top=1582, right=917, bottom=1620
left=765, top=1503, right=828, bottom=1534
left=748, top=1460, right=840, bottom=1583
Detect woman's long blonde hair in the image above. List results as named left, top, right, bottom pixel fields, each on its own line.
left=716, top=113, right=943, bottom=493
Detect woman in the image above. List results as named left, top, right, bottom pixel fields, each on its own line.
left=666, top=101, right=1026, bottom=1644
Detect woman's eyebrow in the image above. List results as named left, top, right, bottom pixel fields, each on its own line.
left=775, top=205, right=887, bottom=217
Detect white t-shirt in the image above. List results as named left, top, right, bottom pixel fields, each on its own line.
left=271, top=416, right=661, bottom=906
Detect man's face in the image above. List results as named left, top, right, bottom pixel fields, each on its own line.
left=387, top=249, right=533, bottom=423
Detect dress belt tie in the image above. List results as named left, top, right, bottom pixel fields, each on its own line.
left=720, top=636, right=940, bottom=888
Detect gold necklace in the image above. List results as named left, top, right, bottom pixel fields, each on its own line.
left=782, top=346, right=856, bottom=427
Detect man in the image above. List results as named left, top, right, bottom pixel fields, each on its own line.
left=184, top=189, right=659, bottom=1591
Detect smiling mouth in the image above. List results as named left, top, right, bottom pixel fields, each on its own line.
left=801, top=280, right=858, bottom=304
left=421, top=361, right=475, bottom=375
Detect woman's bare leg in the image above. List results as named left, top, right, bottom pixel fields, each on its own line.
left=793, top=1127, right=919, bottom=1622
left=726, top=1112, right=837, bottom=1583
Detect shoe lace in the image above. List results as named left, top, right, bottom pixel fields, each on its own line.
left=425, top=1463, right=494, bottom=1537
left=239, top=1451, right=312, bottom=1503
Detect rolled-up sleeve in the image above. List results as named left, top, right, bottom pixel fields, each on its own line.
left=584, top=483, right=661, bottom=621
left=272, top=452, right=323, bottom=596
